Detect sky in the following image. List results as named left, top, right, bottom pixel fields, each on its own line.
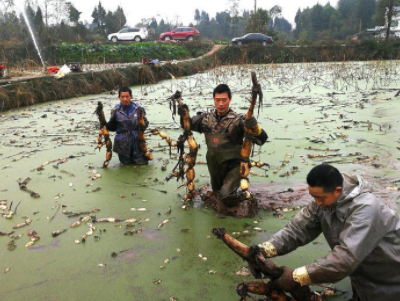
left=66, top=0, right=340, bottom=28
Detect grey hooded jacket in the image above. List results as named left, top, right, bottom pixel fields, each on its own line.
left=268, top=174, right=400, bottom=301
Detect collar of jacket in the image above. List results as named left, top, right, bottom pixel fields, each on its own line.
left=330, top=173, right=370, bottom=221
left=117, top=101, right=137, bottom=114
left=213, top=109, right=232, bottom=122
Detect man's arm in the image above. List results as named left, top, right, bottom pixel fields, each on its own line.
left=105, top=109, right=117, bottom=132
left=260, top=202, right=322, bottom=257
left=190, top=112, right=206, bottom=133
left=297, top=197, right=386, bottom=285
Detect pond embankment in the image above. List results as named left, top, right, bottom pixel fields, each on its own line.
left=2, top=40, right=400, bottom=112
left=0, top=55, right=216, bottom=112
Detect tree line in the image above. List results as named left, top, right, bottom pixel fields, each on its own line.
left=0, top=0, right=398, bottom=46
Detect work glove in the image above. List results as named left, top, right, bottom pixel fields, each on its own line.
left=244, top=116, right=258, bottom=129
left=273, top=266, right=299, bottom=292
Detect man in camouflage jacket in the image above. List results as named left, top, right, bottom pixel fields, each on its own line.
left=188, top=84, right=268, bottom=207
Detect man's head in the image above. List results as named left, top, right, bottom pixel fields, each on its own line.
left=306, top=164, right=343, bottom=208
left=119, top=86, right=133, bottom=106
left=213, top=84, right=232, bottom=116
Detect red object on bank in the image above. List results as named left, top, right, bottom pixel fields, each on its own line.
left=213, top=138, right=219, bottom=143
left=47, top=66, right=59, bottom=73
left=0, top=62, right=5, bottom=78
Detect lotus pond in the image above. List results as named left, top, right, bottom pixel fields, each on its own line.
left=1, top=61, right=400, bottom=301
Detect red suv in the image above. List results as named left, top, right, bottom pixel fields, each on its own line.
left=160, top=27, right=200, bottom=41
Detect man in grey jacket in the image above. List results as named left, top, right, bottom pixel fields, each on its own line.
left=253, top=164, right=400, bottom=301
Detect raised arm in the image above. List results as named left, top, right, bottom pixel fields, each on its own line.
left=105, top=109, right=117, bottom=132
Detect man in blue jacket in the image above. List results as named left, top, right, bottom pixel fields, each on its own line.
left=106, top=87, right=149, bottom=164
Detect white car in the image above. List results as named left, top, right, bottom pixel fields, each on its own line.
left=107, top=27, right=148, bottom=42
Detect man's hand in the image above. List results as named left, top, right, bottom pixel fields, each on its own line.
left=273, top=266, right=299, bottom=292
left=244, top=116, right=258, bottom=129
left=247, top=244, right=269, bottom=279
left=177, top=104, right=189, bottom=116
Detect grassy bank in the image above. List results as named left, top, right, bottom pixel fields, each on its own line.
left=0, top=41, right=213, bottom=67
left=215, top=40, right=400, bottom=64
left=55, top=42, right=191, bottom=64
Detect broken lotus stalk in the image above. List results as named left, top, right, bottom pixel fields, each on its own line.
left=94, top=102, right=113, bottom=167
left=18, top=177, right=40, bottom=198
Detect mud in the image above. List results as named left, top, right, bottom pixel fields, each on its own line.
left=201, top=189, right=258, bottom=218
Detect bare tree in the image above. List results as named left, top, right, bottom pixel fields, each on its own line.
left=38, top=0, right=67, bottom=26
left=228, top=0, right=240, bottom=36
left=269, top=5, right=282, bottom=28
left=41, top=0, right=54, bottom=26
left=52, top=0, right=69, bottom=24
left=386, top=0, right=394, bottom=41
left=0, top=0, right=14, bottom=16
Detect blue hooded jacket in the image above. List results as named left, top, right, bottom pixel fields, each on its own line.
left=106, top=101, right=149, bottom=158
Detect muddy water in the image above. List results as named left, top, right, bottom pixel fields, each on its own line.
left=1, top=62, right=400, bottom=301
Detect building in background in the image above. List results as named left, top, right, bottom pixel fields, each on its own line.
left=368, top=6, right=400, bottom=38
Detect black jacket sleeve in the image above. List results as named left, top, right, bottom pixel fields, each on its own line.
left=105, top=109, right=117, bottom=132
left=190, top=112, right=206, bottom=133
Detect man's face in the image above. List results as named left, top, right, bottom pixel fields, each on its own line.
left=119, top=91, right=132, bottom=106
left=213, top=92, right=231, bottom=116
left=308, top=186, right=342, bottom=208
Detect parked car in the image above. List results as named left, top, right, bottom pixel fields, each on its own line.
left=107, top=27, right=148, bottom=42
left=160, top=27, right=200, bottom=41
left=231, top=33, right=273, bottom=46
